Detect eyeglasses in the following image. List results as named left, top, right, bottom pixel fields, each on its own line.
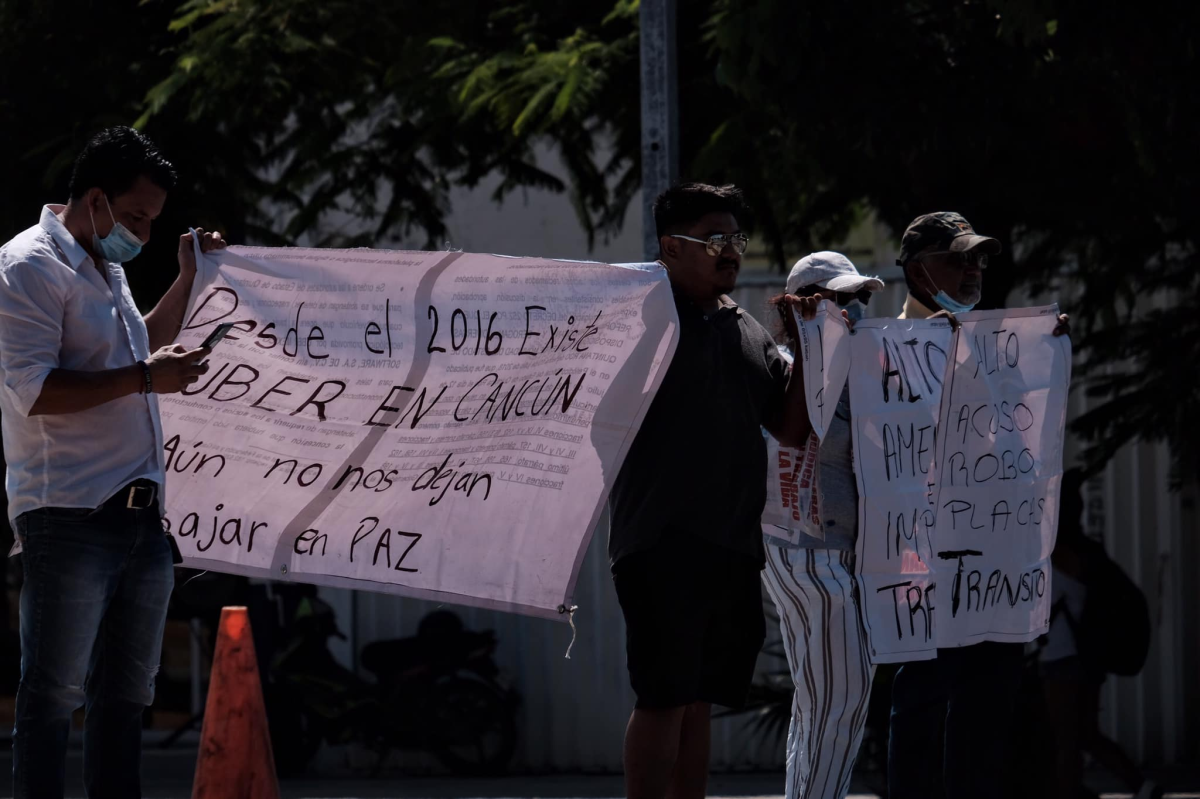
left=669, top=233, right=750, bottom=256
left=836, top=289, right=872, bottom=306
left=916, top=250, right=989, bottom=270
left=797, top=286, right=872, bottom=306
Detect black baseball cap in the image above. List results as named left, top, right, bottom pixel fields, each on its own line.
left=897, top=212, right=1001, bottom=267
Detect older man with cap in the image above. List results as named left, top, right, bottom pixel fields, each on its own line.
left=887, top=212, right=1068, bottom=799
left=761, top=252, right=884, bottom=799
left=894, top=211, right=997, bottom=319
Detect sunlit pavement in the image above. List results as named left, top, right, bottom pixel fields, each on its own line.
left=0, top=750, right=1197, bottom=798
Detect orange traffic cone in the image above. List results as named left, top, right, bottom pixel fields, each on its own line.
left=192, top=606, right=281, bottom=799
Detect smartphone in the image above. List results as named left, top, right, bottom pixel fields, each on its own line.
left=196, top=322, right=237, bottom=366
left=201, top=322, right=238, bottom=349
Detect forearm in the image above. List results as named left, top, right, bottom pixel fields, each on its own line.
left=144, top=271, right=195, bottom=351
left=29, top=366, right=144, bottom=416
left=772, top=368, right=814, bottom=447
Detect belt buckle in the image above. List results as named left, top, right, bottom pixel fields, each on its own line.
left=126, top=485, right=154, bottom=510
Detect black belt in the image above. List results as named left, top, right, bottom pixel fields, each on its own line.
left=104, top=479, right=159, bottom=511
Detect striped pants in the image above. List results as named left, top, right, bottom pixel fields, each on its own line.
left=762, top=546, right=876, bottom=799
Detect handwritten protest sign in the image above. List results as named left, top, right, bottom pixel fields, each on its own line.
left=762, top=304, right=851, bottom=544
left=853, top=306, right=1070, bottom=662
left=930, top=306, right=1071, bottom=648
left=160, top=245, right=677, bottom=619
left=851, top=316, right=954, bottom=662
left=799, top=302, right=853, bottom=441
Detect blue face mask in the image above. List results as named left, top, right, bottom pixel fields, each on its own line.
left=90, top=194, right=143, bottom=263
left=933, top=290, right=976, bottom=314
left=841, top=299, right=866, bottom=322
left=916, top=263, right=976, bottom=314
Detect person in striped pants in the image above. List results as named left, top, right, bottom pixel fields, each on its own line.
left=761, top=252, right=883, bottom=799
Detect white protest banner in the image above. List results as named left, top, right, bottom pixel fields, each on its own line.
left=799, top=301, right=852, bottom=441
left=761, top=303, right=850, bottom=544
left=760, top=350, right=809, bottom=539
left=160, top=245, right=677, bottom=620
left=929, top=305, right=1070, bottom=647
left=851, top=316, right=954, bottom=662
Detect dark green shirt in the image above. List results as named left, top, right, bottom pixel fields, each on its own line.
left=608, top=291, right=789, bottom=567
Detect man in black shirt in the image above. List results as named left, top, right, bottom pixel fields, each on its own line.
left=609, top=183, right=813, bottom=799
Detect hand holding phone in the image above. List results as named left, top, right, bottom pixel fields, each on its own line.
left=145, top=344, right=213, bottom=394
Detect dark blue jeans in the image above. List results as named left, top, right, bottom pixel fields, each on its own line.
left=13, top=503, right=174, bottom=799
left=888, top=641, right=1025, bottom=799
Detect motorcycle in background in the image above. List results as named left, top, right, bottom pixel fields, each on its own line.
left=265, top=586, right=519, bottom=777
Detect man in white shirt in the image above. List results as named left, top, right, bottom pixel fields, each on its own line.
left=0, top=126, right=225, bottom=799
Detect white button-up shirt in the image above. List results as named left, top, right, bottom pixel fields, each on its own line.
left=0, top=205, right=166, bottom=525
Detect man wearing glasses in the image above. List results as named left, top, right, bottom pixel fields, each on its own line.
left=608, top=183, right=813, bottom=799
left=887, top=211, right=1069, bottom=799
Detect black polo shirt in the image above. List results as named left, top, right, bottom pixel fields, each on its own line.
left=608, top=290, right=789, bottom=567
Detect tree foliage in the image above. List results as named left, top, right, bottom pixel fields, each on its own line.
left=696, top=1, right=1200, bottom=474
left=131, top=0, right=647, bottom=250
left=1, top=0, right=1196, bottom=473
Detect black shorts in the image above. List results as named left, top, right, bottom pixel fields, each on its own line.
left=612, top=532, right=766, bottom=710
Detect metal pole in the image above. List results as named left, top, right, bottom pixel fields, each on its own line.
left=639, top=0, right=679, bottom=261
left=189, top=618, right=202, bottom=714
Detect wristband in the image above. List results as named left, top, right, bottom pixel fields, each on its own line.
left=138, top=360, right=153, bottom=395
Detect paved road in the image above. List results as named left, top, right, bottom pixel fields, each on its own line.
left=0, top=750, right=1196, bottom=798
